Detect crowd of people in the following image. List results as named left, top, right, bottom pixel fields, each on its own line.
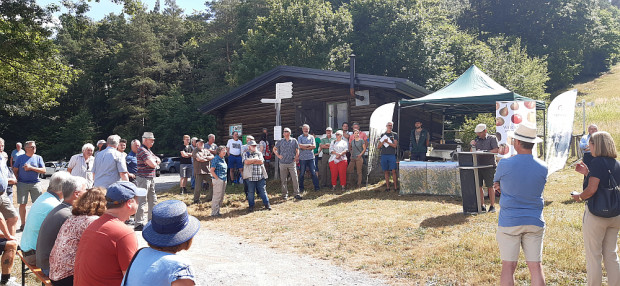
left=0, top=118, right=615, bottom=286
left=0, top=134, right=200, bottom=285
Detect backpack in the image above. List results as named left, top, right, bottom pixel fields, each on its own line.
left=263, top=141, right=272, bottom=159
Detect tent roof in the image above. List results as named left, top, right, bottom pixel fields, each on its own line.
left=400, top=65, right=545, bottom=115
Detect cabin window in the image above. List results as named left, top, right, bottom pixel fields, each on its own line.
left=327, top=102, right=348, bottom=129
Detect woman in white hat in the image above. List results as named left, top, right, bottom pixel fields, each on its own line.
left=122, top=200, right=200, bottom=286
left=329, top=130, right=348, bottom=191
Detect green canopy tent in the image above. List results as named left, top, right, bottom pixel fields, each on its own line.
left=397, top=65, right=546, bottom=147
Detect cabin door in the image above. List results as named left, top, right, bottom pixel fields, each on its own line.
left=295, top=101, right=326, bottom=132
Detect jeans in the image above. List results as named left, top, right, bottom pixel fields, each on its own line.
left=247, top=179, right=269, bottom=208
left=191, top=173, right=196, bottom=189
left=298, top=159, right=319, bottom=191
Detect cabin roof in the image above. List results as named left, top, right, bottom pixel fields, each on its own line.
left=199, top=65, right=430, bottom=113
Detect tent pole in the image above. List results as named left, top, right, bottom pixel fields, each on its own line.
left=441, top=108, right=446, bottom=144
left=397, top=101, right=401, bottom=158
left=543, top=108, right=547, bottom=160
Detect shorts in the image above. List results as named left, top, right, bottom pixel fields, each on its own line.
left=496, top=225, right=544, bottom=262
left=228, top=155, right=243, bottom=169
left=380, top=154, right=397, bottom=171
left=0, top=193, right=17, bottom=219
left=180, top=164, right=193, bottom=178
left=478, top=167, right=495, bottom=188
left=16, top=182, right=43, bottom=205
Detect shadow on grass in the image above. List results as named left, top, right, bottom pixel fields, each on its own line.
left=318, top=186, right=462, bottom=207
left=561, top=199, right=580, bottom=205
left=419, top=212, right=470, bottom=228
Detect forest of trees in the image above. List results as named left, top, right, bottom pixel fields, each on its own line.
left=1, top=0, right=620, bottom=159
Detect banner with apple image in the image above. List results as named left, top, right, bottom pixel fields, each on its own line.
left=495, top=101, right=537, bottom=158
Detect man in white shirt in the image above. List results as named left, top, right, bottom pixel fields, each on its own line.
left=226, top=132, right=243, bottom=184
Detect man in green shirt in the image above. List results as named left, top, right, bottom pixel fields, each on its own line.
left=318, top=127, right=335, bottom=188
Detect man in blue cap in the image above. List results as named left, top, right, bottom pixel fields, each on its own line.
left=74, top=181, right=146, bottom=286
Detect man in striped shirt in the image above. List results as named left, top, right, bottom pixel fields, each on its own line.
left=134, top=132, right=161, bottom=231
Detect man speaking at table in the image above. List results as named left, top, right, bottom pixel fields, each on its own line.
left=470, top=123, right=499, bottom=213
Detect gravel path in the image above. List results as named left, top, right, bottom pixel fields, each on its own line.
left=31, top=174, right=387, bottom=286
left=136, top=229, right=387, bottom=286
left=150, top=174, right=387, bottom=285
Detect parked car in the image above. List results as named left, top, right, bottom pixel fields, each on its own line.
left=159, top=157, right=180, bottom=173
left=41, top=161, right=59, bottom=178
left=57, top=162, right=68, bottom=172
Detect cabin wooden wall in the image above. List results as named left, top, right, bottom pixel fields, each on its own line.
left=212, top=78, right=407, bottom=144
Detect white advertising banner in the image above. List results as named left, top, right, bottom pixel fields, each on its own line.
left=545, top=90, right=578, bottom=176
left=496, top=101, right=537, bottom=158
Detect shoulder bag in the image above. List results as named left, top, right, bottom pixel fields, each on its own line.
left=588, top=159, right=620, bottom=218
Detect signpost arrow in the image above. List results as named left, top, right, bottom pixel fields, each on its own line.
left=260, top=98, right=281, bottom=104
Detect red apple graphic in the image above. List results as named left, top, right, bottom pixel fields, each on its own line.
left=511, top=114, right=522, bottom=124
left=524, top=101, right=536, bottom=109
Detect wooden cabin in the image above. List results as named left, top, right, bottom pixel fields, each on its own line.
left=200, top=66, right=434, bottom=146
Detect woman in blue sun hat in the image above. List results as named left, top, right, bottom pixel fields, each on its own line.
left=122, top=200, right=200, bottom=286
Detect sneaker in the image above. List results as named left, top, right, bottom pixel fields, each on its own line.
left=294, top=194, right=303, bottom=200
left=134, top=224, right=144, bottom=231
left=124, top=218, right=135, bottom=225
left=282, top=194, right=288, bottom=200
left=248, top=206, right=254, bottom=212
left=17, top=225, right=24, bottom=233
left=488, top=205, right=496, bottom=213
left=180, top=187, right=185, bottom=194
left=193, top=199, right=200, bottom=204
left=332, top=186, right=336, bottom=191
left=480, top=205, right=487, bottom=212
left=265, top=205, right=272, bottom=210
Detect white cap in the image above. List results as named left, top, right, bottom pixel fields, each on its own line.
left=474, top=124, right=487, bottom=133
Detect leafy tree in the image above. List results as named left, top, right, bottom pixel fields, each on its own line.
left=473, top=37, right=549, bottom=101
left=348, top=0, right=548, bottom=99
left=458, top=0, right=620, bottom=90
left=0, top=0, right=78, bottom=115
left=231, top=0, right=353, bottom=84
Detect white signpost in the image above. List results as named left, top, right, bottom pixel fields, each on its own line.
left=261, top=82, right=293, bottom=179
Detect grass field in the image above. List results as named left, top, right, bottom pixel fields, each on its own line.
left=158, top=168, right=588, bottom=285
left=572, top=64, right=620, bottom=149
left=154, top=66, right=620, bottom=285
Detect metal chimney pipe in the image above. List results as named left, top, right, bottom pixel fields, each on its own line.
left=349, top=54, right=356, bottom=98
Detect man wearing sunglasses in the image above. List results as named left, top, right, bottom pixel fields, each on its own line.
left=13, top=141, right=45, bottom=230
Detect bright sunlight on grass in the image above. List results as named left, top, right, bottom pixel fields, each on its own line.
left=155, top=65, right=620, bottom=284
